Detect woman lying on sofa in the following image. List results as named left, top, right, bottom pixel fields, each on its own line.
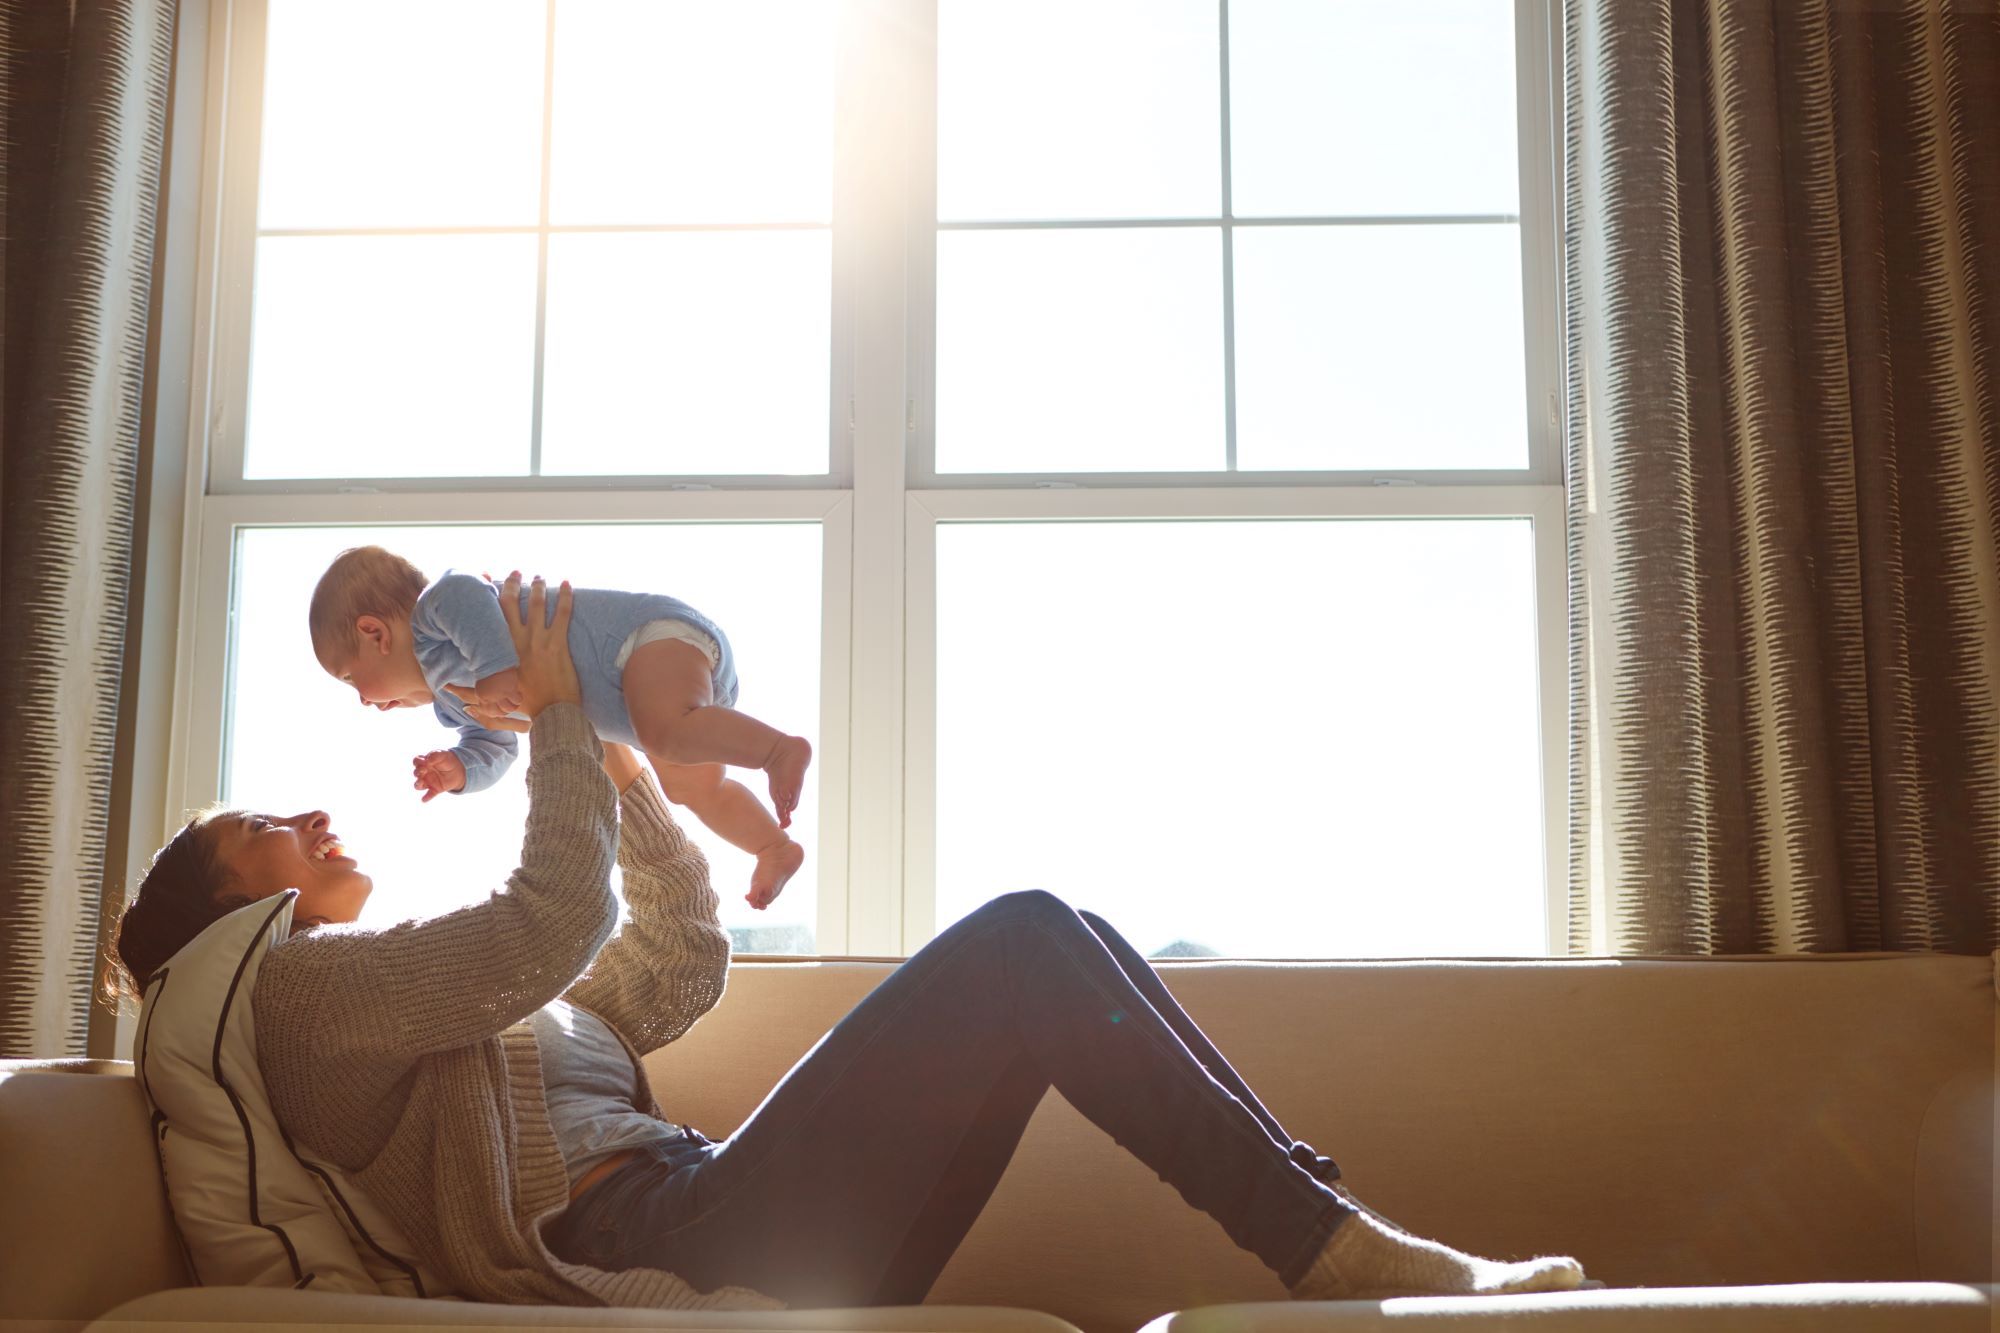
left=107, top=573, right=1585, bottom=1311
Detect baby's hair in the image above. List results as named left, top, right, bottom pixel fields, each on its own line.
left=309, top=545, right=428, bottom=670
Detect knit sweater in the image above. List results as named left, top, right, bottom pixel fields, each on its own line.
left=252, top=703, right=780, bottom=1310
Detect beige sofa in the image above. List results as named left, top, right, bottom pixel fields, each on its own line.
left=3, top=952, right=1994, bottom=1332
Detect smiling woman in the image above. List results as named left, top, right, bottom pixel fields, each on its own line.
left=211, top=813, right=371, bottom=929
left=101, top=807, right=372, bottom=1006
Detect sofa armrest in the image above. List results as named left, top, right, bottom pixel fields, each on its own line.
left=0, top=1066, right=190, bottom=1325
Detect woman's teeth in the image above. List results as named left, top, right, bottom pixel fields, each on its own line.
left=311, top=839, right=345, bottom=862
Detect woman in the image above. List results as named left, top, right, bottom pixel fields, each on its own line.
left=109, top=574, right=1585, bottom=1310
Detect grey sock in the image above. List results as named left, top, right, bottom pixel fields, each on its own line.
left=1289, top=1209, right=1585, bottom=1301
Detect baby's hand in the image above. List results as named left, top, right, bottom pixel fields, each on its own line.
left=413, top=750, right=467, bottom=803
left=475, top=667, right=524, bottom=717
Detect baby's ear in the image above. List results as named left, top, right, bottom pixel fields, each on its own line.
left=355, top=614, right=391, bottom=651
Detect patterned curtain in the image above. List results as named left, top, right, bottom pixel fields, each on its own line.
left=1564, top=0, right=1999, bottom=954
left=0, top=0, right=176, bottom=1056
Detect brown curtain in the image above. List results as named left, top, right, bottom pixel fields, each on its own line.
left=1563, top=0, right=2000, bottom=954
left=0, top=0, right=176, bottom=1057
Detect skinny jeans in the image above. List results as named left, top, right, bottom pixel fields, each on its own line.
left=544, top=890, right=1354, bottom=1306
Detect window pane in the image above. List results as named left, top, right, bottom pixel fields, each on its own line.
left=1229, top=0, right=1519, bottom=218
left=258, top=0, right=545, bottom=229
left=245, top=236, right=538, bottom=479
left=938, top=0, right=1219, bottom=221
left=540, top=232, right=831, bottom=476
left=934, top=520, right=1545, bottom=957
left=1233, top=224, right=1528, bottom=471
left=550, top=0, right=834, bottom=225
left=227, top=524, right=823, bottom=953
left=935, top=228, right=1224, bottom=473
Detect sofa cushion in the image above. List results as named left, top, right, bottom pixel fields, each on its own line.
left=133, top=890, right=443, bottom=1297
left=86, top=1286, right=1087, bottom=1332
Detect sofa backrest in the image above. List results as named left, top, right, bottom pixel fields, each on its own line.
left=642, top=952, right=1998, bottom=1333
left=0, top=1059, right=191, bottom=1328
left=1, top=953, right=1991, bottom=1333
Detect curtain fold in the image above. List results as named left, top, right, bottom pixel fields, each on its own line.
left=0, top=0, right=176, bottom=1057
left=1564, top=0, right=1999, bottom=953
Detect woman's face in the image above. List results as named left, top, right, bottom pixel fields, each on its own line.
left=213, top=810, right=372, bottom=929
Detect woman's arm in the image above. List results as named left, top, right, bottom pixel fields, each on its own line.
left=599, top=739, right=647, bottom=792
left=258, top=580, right=612, bottom=1073
left=566, top=746, right=732, bottom=1055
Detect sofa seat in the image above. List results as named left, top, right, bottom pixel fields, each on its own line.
left=1146, top=1284, right=1996, bottom=1332
left=85, top=1287, right=1085, bottom=1332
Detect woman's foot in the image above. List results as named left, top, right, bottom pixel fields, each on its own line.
left=748, top=837, right=805, bottom=910
left=764, top=736, right=813, bottom=828
left=1327, top=1180, right=1415, bottom=1236
left=1290, top=1209, right=1584, bottom=1301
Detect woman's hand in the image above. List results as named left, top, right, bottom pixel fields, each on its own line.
left=452, top=699, right=530, bottom=734
left=443, top=572, right=579, bottom=723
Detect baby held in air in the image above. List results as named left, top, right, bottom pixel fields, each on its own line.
left=309, top=546, right=810, bottom=908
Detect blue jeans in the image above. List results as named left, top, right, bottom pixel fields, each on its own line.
left=544, top=891, right=1354, bottom=1307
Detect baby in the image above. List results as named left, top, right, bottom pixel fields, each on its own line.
left=308, top=546, right=811, bottom=908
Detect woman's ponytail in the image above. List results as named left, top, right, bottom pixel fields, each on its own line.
left=100, top=813, right=240, bottom=1012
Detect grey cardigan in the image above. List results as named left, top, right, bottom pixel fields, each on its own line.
left=253, top=703, right=778, bottom=1310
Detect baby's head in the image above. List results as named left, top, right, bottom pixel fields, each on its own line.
left=309, top=545, right=434, bottom=711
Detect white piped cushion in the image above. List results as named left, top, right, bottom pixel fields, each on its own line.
left=131, top=890, right=448, bottom=1297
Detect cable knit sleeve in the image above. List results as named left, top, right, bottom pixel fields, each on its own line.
left=564, top=767, right=731, bottom=1055
left=255, top=704, right=618, bottom=1154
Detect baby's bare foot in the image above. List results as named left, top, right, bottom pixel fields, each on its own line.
left=765, top=735, right=813, bottom=829
left=748, top=837, right=805, bottom=910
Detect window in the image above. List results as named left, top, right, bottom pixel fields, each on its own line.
left=166, top=0, right=1562, bottom=958
left=928, top=517, right=1548, bottom=958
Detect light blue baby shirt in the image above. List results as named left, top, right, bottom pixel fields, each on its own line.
left=411, top=571, right=738, bottom=794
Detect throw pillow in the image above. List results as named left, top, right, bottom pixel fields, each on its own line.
left=132, top=889, right=448, bottom=1297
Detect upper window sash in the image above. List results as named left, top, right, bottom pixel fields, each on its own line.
left=906, top=0, right=1563, bottom=489
left=205, top=0, right=852, bottom=496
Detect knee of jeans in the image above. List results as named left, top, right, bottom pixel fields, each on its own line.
left=985, top=888, right=1073, bottom=926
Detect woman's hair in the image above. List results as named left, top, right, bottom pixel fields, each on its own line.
left=308, top=544, right=429, bottom=670
left=100, top=810, right=244, bottom=1012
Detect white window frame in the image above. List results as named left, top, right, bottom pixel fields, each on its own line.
left=140, top=0, right=1569, bottom=967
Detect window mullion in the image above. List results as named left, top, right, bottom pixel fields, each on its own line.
left=1219, top=0, right=1237, bottom=474
left=841, top=0, right=922, bottom=955
left=528, top=0, right=557, bottom=478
